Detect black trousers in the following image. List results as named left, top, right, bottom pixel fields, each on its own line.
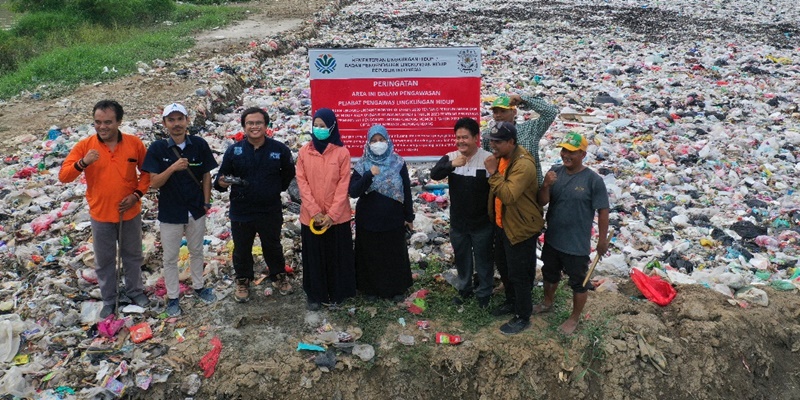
left=495, top=226, right=538, bottom=320
left=231, top=213, right=285, bottom=281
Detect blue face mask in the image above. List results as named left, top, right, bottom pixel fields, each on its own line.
left=312, top=126, right=331, bottom=140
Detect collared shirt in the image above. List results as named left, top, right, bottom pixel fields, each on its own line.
left=482, top=95, right=559, bottom=186
left=214, top=137, right=295, bottom=222
left=59, top=133, right=151, bottom=223
left=142, top=135, right=218, bottom=224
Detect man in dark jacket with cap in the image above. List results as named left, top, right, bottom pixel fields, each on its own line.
left=484, top=122, right=544, bottom=335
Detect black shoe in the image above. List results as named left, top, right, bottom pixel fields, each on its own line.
left=364, top=295, right=378, bottom=302
left=491, top=303, right=514, bottom=316
left=391, top=294, right=406, bottom=303
left=500, top=317, right=531, bottom=335
left=476, top=296, right=490, bottom=308
left=452, top=290, right=473, bottom=305
left=131, top=293, right=151, bottom=308
left=99, top=304, right=116, bottom=319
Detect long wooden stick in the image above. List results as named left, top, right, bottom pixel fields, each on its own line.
left=583, top=227, right=614, bottom=287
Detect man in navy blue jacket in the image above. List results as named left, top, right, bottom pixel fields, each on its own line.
left=214, top=107, right=296, bottom=303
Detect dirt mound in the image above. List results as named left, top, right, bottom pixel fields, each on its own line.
left=114, top=280, right=800, bottom=400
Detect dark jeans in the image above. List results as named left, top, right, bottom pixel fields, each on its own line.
left=451, top=220, right=494, bottom=298
left=495, top=226, right=537, bottom=320
left=231, top=213, right=285, bottom=281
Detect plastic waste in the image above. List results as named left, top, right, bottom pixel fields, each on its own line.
left=297, top=343, right=326, bottom=352
left=181, top=373, right=202, bottom=396
left=0, top=367, right=33, bottom=398
left=435, top=332, right=462, bottom=345
left=734, top=286, right=769, bottom=307
left=0, top=314, right=25, bottom=362
left=630, top=268, right=677, bottom=306
left=130, top=322, right=153, bottom=343
left=398, top=334, right=415, bottom=346
left=769, top=280, right=796, bottom=291
left=199, top=336, right=222, bottom=378
left=352, top=344, right=375, bottom=362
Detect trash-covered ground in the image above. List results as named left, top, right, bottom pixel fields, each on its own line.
left=1, top=0, right=800, bottom=398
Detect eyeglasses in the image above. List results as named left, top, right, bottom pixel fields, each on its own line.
left=245, top=121, right=265, bottom=127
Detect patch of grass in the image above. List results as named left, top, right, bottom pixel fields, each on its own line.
left=0, top=4, right=245, bottom=99
left=329, top=297, right=408, bottom=344
left=397, top=342, right=432, bottom=372
left=571, top=314, right=611, bottom=382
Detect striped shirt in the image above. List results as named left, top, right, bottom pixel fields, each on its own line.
left=482, top=95, right=559, bottom=186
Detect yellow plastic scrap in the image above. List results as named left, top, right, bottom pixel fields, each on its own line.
left=699, top=238, right=715, bottom=247
left=13, top=354, right=30, bottom=365
left=766, top=55, right=792, bottom=65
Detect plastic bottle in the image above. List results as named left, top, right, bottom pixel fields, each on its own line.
left=435, top=332, right=462, bottom=345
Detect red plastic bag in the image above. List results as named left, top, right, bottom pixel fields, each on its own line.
left=630, top=268, right=676, bottom=306
left=199, top=336, right=222, bottom=378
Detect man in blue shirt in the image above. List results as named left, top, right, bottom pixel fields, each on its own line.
left=143, top=103, right=218, bottom=317
left=214, top=107, right=296, bottom=303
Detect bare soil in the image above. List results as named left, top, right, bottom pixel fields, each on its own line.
left=1, top=1, right=799, bottom=399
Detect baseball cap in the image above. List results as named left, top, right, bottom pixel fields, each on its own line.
left=557, top=131, right=588, bottom=151
left=490, top=96, right=515, bottom=110
left=488, top=121, right=517, bottom=141
left=162, top=103, right=188, bottom=117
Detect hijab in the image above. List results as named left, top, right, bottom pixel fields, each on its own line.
left=311, top=108, right=344, bottom=154
left=353, top=124, right=405, bottom=203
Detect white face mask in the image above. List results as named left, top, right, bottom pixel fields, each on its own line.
left=369, top=141, right=389, bottom=156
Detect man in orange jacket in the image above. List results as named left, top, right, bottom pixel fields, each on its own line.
left=59, top=100, right=152, bottom=318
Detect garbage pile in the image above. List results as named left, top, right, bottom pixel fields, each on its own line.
left=1, top=0, right=800, bottom=397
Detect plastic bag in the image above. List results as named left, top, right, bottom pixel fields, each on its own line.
left=630, top=268, right=677, bottom=306
left=0, top=314, right=25, bottom=362
left=199, top=336, right=223, bottom=378
left=0, top=366, right=33, bottom=398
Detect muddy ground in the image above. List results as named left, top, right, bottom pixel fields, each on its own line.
left=0, top=0, right=799, bottom=399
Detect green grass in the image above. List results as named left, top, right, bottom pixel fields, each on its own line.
left=0, top=4, right=245, bottom=99
left=542, top=282, right=613, bottom=382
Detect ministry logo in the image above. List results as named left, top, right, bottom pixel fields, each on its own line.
left=457, top=49, right=478, bottom=74
left=315, top=54, right=336, bottom=74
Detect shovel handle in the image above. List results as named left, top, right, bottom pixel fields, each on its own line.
left=582, top=227, right=614, bottom=287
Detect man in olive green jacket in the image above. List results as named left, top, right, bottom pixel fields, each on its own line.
left=484, top=121, right=544, bottom=335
